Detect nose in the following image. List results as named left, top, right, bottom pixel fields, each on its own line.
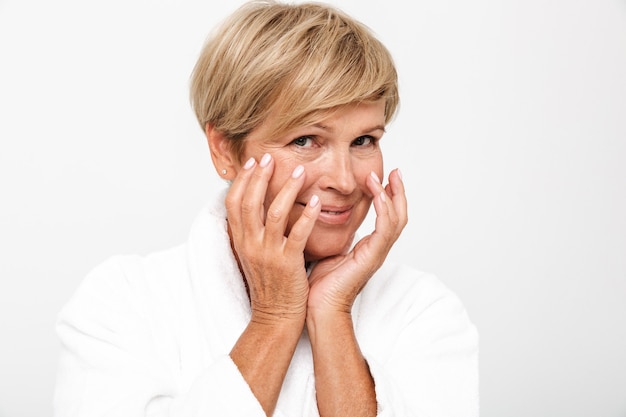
left=319, top=149, right=357, bottom=195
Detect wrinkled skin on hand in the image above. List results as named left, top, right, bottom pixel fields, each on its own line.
left=225, top=155, right=319, bottom=323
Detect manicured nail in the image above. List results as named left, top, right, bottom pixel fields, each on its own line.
left=370, top=171, right=381, bottom=183
left=310, top=195, right=320, bottom=208
left=260, top=153, right=271, bottom=168
left=292, top=165, right=304, bottom=179
left=380, top=191, right=387, bottom=203
left=397, top=168, right=403, bottom=181
left=243, top=157, right=255, bottom=170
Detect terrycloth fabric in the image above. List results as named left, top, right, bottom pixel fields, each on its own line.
left=54, top=188, right=479, bottom=417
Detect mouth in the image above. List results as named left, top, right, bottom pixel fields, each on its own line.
left=321, top=209, right=346, bottom=215
left=297, top=202, right=354, bottom=225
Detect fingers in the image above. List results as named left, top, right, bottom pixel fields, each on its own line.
left=239, top=153, right=275, bottom=234
left=225, top=153, right=318, bottom=252
left=387, top=168, right=408, bottom=229
left=366, top=168, right=408, bottom=248
left=224, top=155, right=259, bottom=237
left=263, top=164, right=308, bottom=243
left=257, top=160, right=320, bottom=252
left=285, top=194, right=321, bottom=253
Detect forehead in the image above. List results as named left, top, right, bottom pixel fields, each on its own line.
left=261, top=100, right=386, bottom=140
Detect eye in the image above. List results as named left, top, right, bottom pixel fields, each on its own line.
left=352, top=135, right=376, bottom=147
left=291, top=136, right=315, bottom=148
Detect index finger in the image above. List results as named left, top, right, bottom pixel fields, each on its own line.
left=224, top=156, right=257, bottom=233
left=386, top=168, right=408, bottom=229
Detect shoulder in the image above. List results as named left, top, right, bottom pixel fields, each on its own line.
left=82, top=244, right=187, bottom=296
left=357, top=262, right=477, bottom=344
left=361, top=262, right=464, bottom=316
left=356, top=261, right=478, bottom=361
left=58, top=244, right=189, bottom=326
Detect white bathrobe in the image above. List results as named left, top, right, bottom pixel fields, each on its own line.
left=54, top=189, right=479, bottom=417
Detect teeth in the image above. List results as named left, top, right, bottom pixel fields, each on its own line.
left=323, top=210, right=342, bottom=215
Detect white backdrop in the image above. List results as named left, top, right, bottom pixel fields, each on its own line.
left=1, top=1, right=625, bottom=416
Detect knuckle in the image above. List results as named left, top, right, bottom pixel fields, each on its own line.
left=288, top=224, right=307, bottom=241
left=266, top=206, right=283, bottom=224
left=240, top=201, right=256, bottom=215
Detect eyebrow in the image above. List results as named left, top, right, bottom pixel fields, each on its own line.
left=313, top=123, right=386, bottom=134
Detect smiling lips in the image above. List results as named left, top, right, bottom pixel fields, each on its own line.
left=297, top=202, right=354, bottom=225
left=318, top=207, right=353, bottom=224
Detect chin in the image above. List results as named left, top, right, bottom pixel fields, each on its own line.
left=303, top=231, right=355, bottom=262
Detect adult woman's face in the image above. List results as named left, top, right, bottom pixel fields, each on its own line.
left=236, top=100, right=386, bottom=261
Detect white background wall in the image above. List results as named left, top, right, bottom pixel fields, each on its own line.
left=1, top=0, right=625, bottom=416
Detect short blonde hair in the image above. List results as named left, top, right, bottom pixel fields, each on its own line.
left=190, top=0, right=399, bottom=159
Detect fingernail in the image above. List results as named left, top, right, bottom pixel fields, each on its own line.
left=370, top=171, right=381, bottom=183
left=310, top=195, right=320, bottom=208
left=260, top=153, right=271, bottom=168
left=397, top=168, right=403, bottom=181
left=380, top=191, right=387, bottom=203
left=292, top=165, right=304, bottom=179
left=243, top=157, right=255, bottom=170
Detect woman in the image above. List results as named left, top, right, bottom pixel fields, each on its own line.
left=54, top=1, right=478, bottom=416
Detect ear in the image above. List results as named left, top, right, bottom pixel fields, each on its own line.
left=205, top=124, right=238, bottom=180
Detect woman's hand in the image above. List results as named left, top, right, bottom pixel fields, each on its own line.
left=307, top=168, right=407, bottom=315
left=225, top=153, right=322, bottom=325
left=226, top=153, right=323, bottom=415
left=305, top=168, right=406, bottom=417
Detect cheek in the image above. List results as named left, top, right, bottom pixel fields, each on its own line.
left=264, top=157, right=301, bottom=206
left=355, top=155, right=383, bottom=192
left=372, top=153, right=384, bottom=177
